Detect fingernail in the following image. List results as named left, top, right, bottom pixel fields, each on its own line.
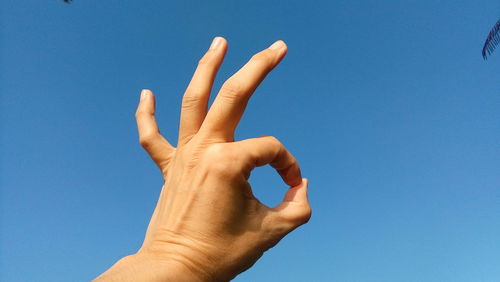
left=209, top=37, right=222, bottom=50
left=140, top=89, right=150, bottom=101
left=268, top=40, right=285, bottom=50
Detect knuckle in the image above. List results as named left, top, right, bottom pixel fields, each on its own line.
left=197, top=52, right=218, bottom=69
left=283, top=204, right=312, bottom=226
left=203, top=144, right=240, bottom=176
left=298, top=205, right=313, bottom=224
left=197, top=57, right=208, bottom=66
left=251, top=50, right=275, bottom=66
left=204, top=143, right=226, bottom=159
left=268, top=204, right=312, bottom=236
left=135, top=110, right=154, bottom=122
left=135, top=110, right=146, bottom=119
left=182, top=88, right=205, bottom=109
left=263, top=135, right=285, bottom=158
left=265, top=135, right=281, bottom=146
left=219, top=80, right=245, bottom=103
left=139, top=134, right=157, bottom=148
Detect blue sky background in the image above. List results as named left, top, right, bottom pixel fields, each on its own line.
left=1, top=1, right=499, bottom=281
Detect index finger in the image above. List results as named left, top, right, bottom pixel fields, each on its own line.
left=199, top=40, right=288, bottom=141
left=234, top=136, right=301, bottom=187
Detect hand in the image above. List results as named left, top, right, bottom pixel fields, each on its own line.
left=95, top=37, right=311, bottom=281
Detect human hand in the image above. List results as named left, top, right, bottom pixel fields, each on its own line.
left=96, top=37, right=311, bottom=281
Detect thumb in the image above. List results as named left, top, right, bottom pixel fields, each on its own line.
left=270, top=178, right=312, bottom=232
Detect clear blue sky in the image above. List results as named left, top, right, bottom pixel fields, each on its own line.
left=1, top=1, right=499, bottom=281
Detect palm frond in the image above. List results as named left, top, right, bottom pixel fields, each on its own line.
left=482, top=19, right=500, bottom=59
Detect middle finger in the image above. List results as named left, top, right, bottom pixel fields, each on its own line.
left=199, top=40, right=288, bottom=141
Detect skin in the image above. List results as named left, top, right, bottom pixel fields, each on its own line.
left=94, top=37, right=312, bottom=281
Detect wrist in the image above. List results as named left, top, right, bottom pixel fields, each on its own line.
left=94, top=252, right=209, bottom=282
left=140, top=228, right=238, bottom=281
